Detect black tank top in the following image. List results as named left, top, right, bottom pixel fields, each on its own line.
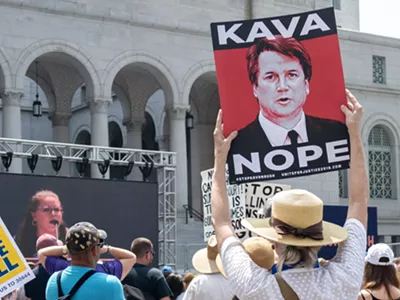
left=360, top=289, right=400, bottom=300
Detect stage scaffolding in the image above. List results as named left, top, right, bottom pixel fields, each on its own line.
left=0, top=137, right=177, bottom=268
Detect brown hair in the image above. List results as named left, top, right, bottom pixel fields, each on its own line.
left=183, top=272, right=195, bottom=290
left=246, top=36, right=312, bottom=87
left=363, top=262, right=400, bottom=300
left=15, top=190, right=66, bottom=257
left=130, top=237, right=153, bottom=258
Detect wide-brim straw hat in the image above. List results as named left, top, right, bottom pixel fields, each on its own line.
left=192, top=235, right=220, bottom=274
left=242, top=189, right=348, bottom=247
left=216, top=237, right=275, bottom=278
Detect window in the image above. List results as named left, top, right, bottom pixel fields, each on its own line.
left=338, top=170, right=348, bottom=198
left=368, top=125, right=394, bottom=199
left=332, top=0, right=341, bottom=10
left=373, top=55, right=386, bottom=84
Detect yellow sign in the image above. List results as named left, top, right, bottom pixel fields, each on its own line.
left=0, top=217, right=35, bottom=298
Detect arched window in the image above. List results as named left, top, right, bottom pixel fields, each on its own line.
left=368, top=125, right=394, bottom=199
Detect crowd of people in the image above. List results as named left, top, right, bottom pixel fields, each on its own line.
left=0, top=90, right=397, bottom=299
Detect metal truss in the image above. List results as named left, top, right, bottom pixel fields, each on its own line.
left=0, top=137, right=177, bottom=267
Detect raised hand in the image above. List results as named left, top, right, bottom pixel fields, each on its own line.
left=213, top=109, right=238, bottom=163
left=340, top=89, right=363, bottom=135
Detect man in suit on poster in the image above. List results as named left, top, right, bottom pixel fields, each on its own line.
left=232, top=36, right=348, bottom=154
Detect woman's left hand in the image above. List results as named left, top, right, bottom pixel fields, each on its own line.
left=213, top=109, right=237, bottom=163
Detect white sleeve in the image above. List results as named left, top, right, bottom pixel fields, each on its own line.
left=330, top=219, right=367, bottom=293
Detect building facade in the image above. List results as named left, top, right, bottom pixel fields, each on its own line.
left=0, top=0, right=399, bottom=250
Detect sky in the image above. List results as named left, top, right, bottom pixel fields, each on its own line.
left=359, top=0, right=400, bottom=39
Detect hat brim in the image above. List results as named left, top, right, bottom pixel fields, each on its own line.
left=215, top=255, right=226, bottom=278
left=241, top=218, right=348, bottom=247
left=192, top=248, right=219, bottom=274
left=98, top=229, right=107, bottom=242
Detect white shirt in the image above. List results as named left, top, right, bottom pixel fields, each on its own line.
left=258, top=111, right=309, bottom=146
left=182, top=273, right=236, bottom=300
left=221, top=219, right=366, bottom=300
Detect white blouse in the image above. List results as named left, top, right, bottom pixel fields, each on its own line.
left=221, top=219, right=367, bottom=300
left=182, top=273, right=236, bottom=300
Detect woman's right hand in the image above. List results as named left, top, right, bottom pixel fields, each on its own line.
left=341, top=89, right=363, bottom=136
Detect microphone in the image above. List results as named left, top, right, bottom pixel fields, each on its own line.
left=50, top=220, right=60, bottom=240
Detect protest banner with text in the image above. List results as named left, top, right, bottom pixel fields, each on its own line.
left=201, top=167, right=245, bottom=241
left=0, top=217, right=35, bottom=298
left=210, top=7, right=350, bottom=184
left=201, top=167, right=290, bottom=241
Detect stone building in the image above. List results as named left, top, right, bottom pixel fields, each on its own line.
left=0, top=0, right=399, bottom=263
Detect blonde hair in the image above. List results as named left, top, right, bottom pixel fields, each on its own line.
left=276, top=245, right=320, bottom=273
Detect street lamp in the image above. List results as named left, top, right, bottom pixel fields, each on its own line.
left=186, top=111, right=194, bottom=216
left=33, top=61, right=42, bottom=117
left=186, top=112, right=194, bottom=130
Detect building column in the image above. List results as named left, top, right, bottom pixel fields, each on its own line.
left=191, top=124, right=214, bottom=212
left=90, top=98, right=111, bottom=179
left=168, top=106, right=189, bottom=212
left=2, top=90, right=23, bottom=173
left=124, top=118, right=143, bottom=181
left=49, top=112, right=71, bottom=176
left=156, top=135, right=169, bottom=151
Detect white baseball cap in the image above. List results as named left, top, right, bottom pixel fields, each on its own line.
left=365, top=243, right=394, bottom=266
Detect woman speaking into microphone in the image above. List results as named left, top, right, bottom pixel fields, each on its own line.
left=15, top=190, right=67, bottom=257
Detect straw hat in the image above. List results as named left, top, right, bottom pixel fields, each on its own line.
left=241, top=189, right=348, bottom=247
left=215, top=237, right=275, bottom=277
left=192, top=235, right=220, bottom=274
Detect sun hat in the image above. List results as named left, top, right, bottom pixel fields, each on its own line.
left=65, top=221, right=107, bottom=254
left=192, top=235, right=219, bottom=274
left=366, top=243, right=395, bottom=266
left=241, top=189, right=348, bottom=247
left=215, top=237, right=275, bottom=277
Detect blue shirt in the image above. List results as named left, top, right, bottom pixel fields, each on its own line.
left=45, top=266, right=124, bottom=300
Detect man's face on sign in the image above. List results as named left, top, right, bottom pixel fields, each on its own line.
left=253, top=51, right=309, bottom=122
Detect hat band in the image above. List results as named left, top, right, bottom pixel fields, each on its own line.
left=270, top=217, right=324, bottom=241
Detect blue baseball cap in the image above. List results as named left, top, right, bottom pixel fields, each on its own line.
left=161, top=265, right=173, bottom=273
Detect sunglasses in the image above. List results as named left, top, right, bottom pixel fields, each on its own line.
left=147, top=250, right=156, bottom=257
left=37, top=206, right=63, bottom=214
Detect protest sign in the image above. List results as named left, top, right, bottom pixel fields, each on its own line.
left=210, top=8, right=350, bottom=184
left=319, top=206, right=378, bottom=260
left=201, top=167, right=290, bottom=241
left=240, top=182, right=291, bottom=239
left=0, top=217, right=35, bottom=298
left=201, top=167, right=245, bottom=241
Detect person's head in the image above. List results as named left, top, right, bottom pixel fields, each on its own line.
left=242, top=189, right=348, bottom=273
left=363, top=243, right=399, bottom=298
left=162, top=265, right=173, bottom=278
left=247, top=36, right=312, bottom=123
left=65, top=222, right=107, bottom=268
left=183, top=272, right=195, bottom=291
left=216, top=237, right=275, bottom=277
left=30, top=190, right=64, bottom=235
left=166, top=273, right=184, bottom=300
left=16, top=190, right=67, bottom=257
left=36, top=233, right=61, bottom=252
left=130, top=237, right=155, bottom=266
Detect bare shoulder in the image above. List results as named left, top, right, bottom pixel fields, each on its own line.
left=358, top=290, right=371, bottom=300
left=391, top=286, right=400, bottom=298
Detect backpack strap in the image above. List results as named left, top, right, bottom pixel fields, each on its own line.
left=57, top=271, right=64, bottom=298
left=57, top=269, right=97, bottom=300
left=274, top=273, right=300, bottom=300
